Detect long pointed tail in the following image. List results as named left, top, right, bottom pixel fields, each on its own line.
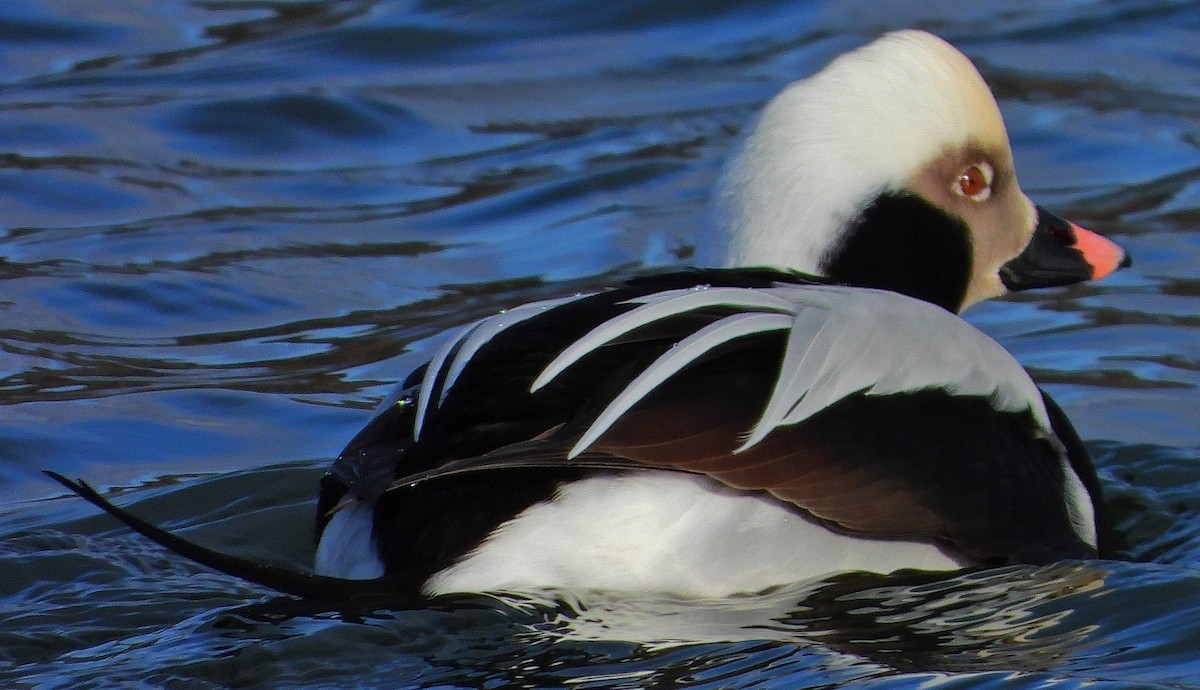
left=44, top=471, right=414, bottom=603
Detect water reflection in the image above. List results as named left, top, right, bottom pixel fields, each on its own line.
left=0, top=0, right=1197, bottom=687
left=166, top=561, right=1197, bottom=688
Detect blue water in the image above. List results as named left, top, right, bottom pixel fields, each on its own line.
left=1, top=1, right=1197, bottom=688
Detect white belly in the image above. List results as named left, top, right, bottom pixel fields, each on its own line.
left=425, top=471, right=965, bottom=597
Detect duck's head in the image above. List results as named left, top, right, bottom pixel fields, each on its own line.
left=703, top=30, right=1129, bottom=312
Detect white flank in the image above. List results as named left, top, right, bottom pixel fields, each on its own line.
left=1063, top=466, right=1099, bottom=548
left=424, top=471, right=965, bottom=597
left=314, top=502, right=385, bottom=580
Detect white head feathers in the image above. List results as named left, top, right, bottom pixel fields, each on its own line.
left=700, top=31, right=1010, bottom=274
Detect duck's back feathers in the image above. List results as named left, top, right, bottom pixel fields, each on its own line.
left=321, top=268, right=1098, bottom=589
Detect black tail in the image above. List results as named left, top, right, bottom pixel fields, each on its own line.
left=44, top=471, right=416, bottom=604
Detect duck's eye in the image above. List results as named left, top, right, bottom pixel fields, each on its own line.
left=954, top=162, right=993, bottom=201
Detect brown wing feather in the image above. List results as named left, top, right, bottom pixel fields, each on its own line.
left=592, top=397, right=946, bottom=539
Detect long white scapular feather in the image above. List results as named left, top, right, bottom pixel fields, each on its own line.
left=542, top=285, right=1052, bottom=457
left=759, top=286, right=1051, bottom=448
left=413, top=322, right=476, bottom=441
left=531, top=287, right=797, bottom=393
left=441, top=296, right=582, bottom=402
left=737, top=295, right=841, bottom=450
left=414, top=295, right=588, bottom=440
left=567, top=312, right=793, bottom=458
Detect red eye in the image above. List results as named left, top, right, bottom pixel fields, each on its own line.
left=957, top=166, right=989, bottom=199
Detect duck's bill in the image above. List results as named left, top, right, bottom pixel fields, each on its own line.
left=999, top=206, right=1130, bottom=291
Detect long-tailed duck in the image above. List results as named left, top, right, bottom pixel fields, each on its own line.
left=50, top=31, right=1129, bottom=601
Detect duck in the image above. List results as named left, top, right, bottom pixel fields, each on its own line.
left=48, top=30, right=1129, bottom=602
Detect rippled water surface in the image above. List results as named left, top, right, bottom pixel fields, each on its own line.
left=1, top=1, right=1197, bottom=688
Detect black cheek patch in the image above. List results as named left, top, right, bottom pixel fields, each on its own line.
left=821, top=193, right=972, bottom=312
